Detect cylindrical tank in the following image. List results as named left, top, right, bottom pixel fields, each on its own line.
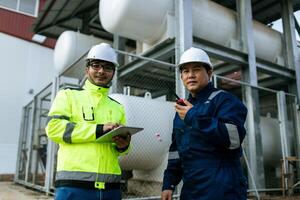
left=109, top=95, right=293, bottom=182
left=260, top=116, right=282, bottom=166
left=99, top=0, right=172, bottom=44
left=53, top=31, right=109, bottom=74
left=100, top=0, right=283, bottom=64
left=260, top=116, right=294, bottom=166
left=109, top=94, right=174, bottom=171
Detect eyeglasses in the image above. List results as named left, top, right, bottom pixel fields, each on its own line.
left=82, top=107, right=94, bottom=121
left=89, top=62, right=115, bottom=72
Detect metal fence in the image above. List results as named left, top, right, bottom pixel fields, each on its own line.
left=15, top=83, right=53, bottom=192
left=214, top=74, right=299, bottom=198
left=14, top=47, right=300, bottom=199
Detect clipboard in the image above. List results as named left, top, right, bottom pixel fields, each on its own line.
left=96, top=126, right=143, bottom=143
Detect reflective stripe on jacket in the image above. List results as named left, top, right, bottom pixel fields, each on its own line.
left=45, top=79, right=127, bottom=185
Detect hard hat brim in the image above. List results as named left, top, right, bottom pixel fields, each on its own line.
left=86, top=58, right=119, bottom=68
left=178, top=61, right=212, bottom=70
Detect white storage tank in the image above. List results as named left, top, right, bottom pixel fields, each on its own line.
left=53, top=31, right=110, bottom=74
left=109, top=94, right=293, bottom=181
left=260, top=116, right=282, bottom=166
left=109, top=94, right=175, bottom=181
left=260, top=116, right=293, bottom=166
left=100, top=0, right=172, bottom=44
left=100, top=0, right=284, bottom=64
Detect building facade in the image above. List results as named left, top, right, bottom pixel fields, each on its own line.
left=0, top=0, right=56, bottom=179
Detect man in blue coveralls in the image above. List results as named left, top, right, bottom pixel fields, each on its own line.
left=161, top=47, right=248, bottom=200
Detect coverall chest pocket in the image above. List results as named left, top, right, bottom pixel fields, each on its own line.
left=81, top=106, right=95, bottom=121
left=174, top=127, right=190, bottom=153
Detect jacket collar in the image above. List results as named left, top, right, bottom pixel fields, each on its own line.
left=188, top=82, right=215, bottom=103
left=83, top=79, right=109, bottom=96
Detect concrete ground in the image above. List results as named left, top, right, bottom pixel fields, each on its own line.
left=0, top=182, right=53, bottom=200
left=1, top=181, right=300, bottom=200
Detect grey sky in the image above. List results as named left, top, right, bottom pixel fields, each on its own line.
left=271, top=10, right=300, bottom=40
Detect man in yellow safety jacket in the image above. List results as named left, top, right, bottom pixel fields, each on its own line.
left=46, top=43, right=131, bottom=200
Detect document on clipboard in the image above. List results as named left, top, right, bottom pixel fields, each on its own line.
left=96, top=126, right=143, bottom=143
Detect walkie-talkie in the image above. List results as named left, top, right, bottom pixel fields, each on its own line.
left=173, top=92, right=186, bottom=106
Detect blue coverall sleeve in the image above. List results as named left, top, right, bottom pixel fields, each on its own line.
left=162, top=131, right=183, bottom=191
left=184, top=94, right=247, bottom=149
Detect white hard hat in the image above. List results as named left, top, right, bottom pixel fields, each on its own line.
left=178, top=47, right=212, bottom=69
left=86, top=43, right=118, bottom=67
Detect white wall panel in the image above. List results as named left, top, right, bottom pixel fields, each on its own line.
left=0, top=33, right=54, bottom=173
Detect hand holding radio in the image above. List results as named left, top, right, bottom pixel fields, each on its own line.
left=173, top=92, right=186, bottom=106
left=171, top=92, right=193, bottom=119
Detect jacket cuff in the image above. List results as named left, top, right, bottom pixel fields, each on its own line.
left=162, top=183, right=175, bottom=191
left=116, top=145, right=129, bottom=152
left=96, top=124, right=104, bottom=139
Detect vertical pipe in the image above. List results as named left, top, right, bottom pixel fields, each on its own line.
left=111, top=34, right=126, bottom=94
left=277, top=91, right=291, bottom=191
left=44, top=77, right=59, bottom=194
left=15, top=107, right=26, bottom=182
left=213, top=75, right=218, bottom=88
left=281, top=0, right=300, bottom=101
left=281, top=2, right=300, bottom=191
left=173, top=0, right=193, bottom=194
left=25, top=96, right=37, bottom=183
left=175, top=0, right=193, bottom=99
left=33, top=96, right=44, bottom=184
left=237, top=0, right=266, bottom=190
left=292, top=98, right=300, bottom=182
left=20, top=105, right=31, bottom=181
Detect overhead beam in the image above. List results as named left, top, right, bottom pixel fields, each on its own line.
left=118, top=40, right=175, bottom=78
left=252, top=0, right=278, bottom=18
left=33, top=0, right=56, bottom=32
left=194, top=37, right=296, bottom=80
left=51, top=0, right=69, bottom=25
left=36, top=1, right=98, bottom=33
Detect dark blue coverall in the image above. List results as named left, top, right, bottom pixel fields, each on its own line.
left=162, top=82, right=248, bottom=200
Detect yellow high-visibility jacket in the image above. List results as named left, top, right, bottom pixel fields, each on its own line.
left=45, top=79, right=128, bottom=189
